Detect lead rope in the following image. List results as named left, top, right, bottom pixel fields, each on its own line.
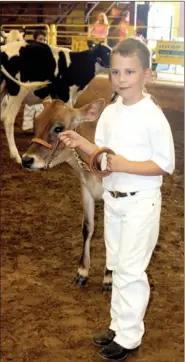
left=71, top=148, right=90, bottom=171
left=70, top=125, right=91, bottom=172
left=44, top=139, right=61, bottom=169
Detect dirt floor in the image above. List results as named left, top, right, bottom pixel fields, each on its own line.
left=1, top=85, right=184, bottom=362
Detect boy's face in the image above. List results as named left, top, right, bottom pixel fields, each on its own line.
left=111, top=53, right=151, bottom=104
left=36, top=34, right=47, bottom=43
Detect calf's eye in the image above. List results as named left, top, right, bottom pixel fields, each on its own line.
left=54, top=126, right=65, bottom=133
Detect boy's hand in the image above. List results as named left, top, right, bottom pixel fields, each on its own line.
left=106, top=154, right=168, bottom=176
left=106, top=154, right=128, bottom=172
left=58, top=130, right=82, bottom=148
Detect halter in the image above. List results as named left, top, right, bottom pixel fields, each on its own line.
left=30, top=101, right=71, bottom=169
left=30, top=94, right=119, bottom=173
left=31, top=137, right=64, bottom=169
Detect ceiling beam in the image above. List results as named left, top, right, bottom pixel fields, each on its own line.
left=7, top=3, right=28, bottom=23
left=85, top=2, right=100, bottom=24
left=56, top=3, right=77, bottom=24
left=105, top=2, right=117, bottom=15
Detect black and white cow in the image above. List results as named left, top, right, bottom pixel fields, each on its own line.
left=0, top=30, right=6, bottom=45
left=0, top=29, right=25, bottom=45
left=1, top=40, right=111, bottom=163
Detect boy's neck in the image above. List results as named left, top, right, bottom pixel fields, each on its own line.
left=121, top=92, right=146, bottom=106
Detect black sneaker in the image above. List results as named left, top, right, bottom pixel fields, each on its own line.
left=99, top=340, right=139, bottom=360
left=93, top=328, right=116, bottom=347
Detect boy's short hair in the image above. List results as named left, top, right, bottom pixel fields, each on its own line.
left=33, top=30, right=46, bottom=41
left=112, top=37, right=151, bottom=69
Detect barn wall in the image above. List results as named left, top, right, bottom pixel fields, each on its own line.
left=179, top=2, right=184, bottom=38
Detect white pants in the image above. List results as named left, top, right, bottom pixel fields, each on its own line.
left=22, top=104, right=44, bottom=131
left=103, top=188, right=162, bottom=349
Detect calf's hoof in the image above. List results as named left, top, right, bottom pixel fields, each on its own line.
left=103, top=272, right=112, bottom=293
left=102, top=282, right=112, bottom=293
left=10, top=154, right=22, bottom=164
left=74, top=273, right=88, bottom=286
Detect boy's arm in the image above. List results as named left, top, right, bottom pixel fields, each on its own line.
left=148, top=111, right=175, bottom=175
left=107, top=157, right=168, bottom=175
left=78, top=137, right=98, bottom=156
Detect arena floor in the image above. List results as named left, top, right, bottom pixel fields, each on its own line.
left=1, top=81, right=184, bottom=362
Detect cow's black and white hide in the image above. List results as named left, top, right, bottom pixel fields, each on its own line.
left=1, top=29, right=25, bottom=44
left=1, top=40, right=111, bottom=163
left=0, top=30, right=6, bottom=45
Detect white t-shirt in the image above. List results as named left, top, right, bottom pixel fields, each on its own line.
left=95, top=94, right=175, bottom=192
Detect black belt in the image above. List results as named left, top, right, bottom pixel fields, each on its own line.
left=109, top=191, right=137, bottom=198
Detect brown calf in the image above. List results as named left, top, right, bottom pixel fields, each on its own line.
left=22, top=97, right=113, bottom=291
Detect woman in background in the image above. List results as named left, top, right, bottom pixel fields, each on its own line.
left=119, top=11, right=130, bottom=39
left=89, top=12, right=109, bottom=40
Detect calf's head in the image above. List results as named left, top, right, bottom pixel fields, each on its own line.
left=22, top=98, right=105, bottom=170
left=88, top=41, right=111, bottom=68
left=4, top=29, right=25, bottom=43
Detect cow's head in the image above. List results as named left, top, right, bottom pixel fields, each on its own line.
left=22, top=97, right=105, bottom=170
left=88, top=40, right=111, bottom=68
left=3, top=29, right=25, bottom=44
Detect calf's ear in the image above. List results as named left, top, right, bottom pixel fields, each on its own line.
left=43, top=96, right=52, bottom=108
left=79, top=98, right=106, bottom=122
left=21, top=30, right=26, bottom=38
left=87, top=40, right=96, bottom=49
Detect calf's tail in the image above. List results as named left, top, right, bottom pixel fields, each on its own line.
left=1, top=65, right=50, bottom=90
left=1, top=79, right=8, bottom=104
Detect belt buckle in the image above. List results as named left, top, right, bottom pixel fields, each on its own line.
left=112, top=191, right=119, bottom=198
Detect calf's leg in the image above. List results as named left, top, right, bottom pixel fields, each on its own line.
left=76, top=183, right=112, bottom=292
left=1, top=88, right=29, bottom=163
left=75, top=184, right=95, bottom=286
left=103, top=267, right=112, bottom=292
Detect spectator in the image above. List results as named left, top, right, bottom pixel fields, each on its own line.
left=22, top=30, right=47, bottom=133
left=89, top=12, right=109, bottom=40
left=119, top=11, right=130, bottom=39
left=33, top=30, right=47, bottom=43
left=136, top=19, right=145, bottom=40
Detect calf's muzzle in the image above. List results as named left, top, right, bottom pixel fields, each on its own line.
left=22, top=156, right=34, bottom=168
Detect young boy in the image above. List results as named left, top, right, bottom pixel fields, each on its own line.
left=59, top=38, right=175, bottom=360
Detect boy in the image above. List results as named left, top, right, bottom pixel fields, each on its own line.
left=59, top=38, right=175, bottom=360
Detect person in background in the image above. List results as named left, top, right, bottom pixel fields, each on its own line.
left=33, top=29, right=47, bottom=43
left=89, top=12, right=109, bottom=40
left=22, top=30, right=47, bottom=133
left=136, top=19, right=145, bottom=41
left=119, top=10, right=130, bottom=39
